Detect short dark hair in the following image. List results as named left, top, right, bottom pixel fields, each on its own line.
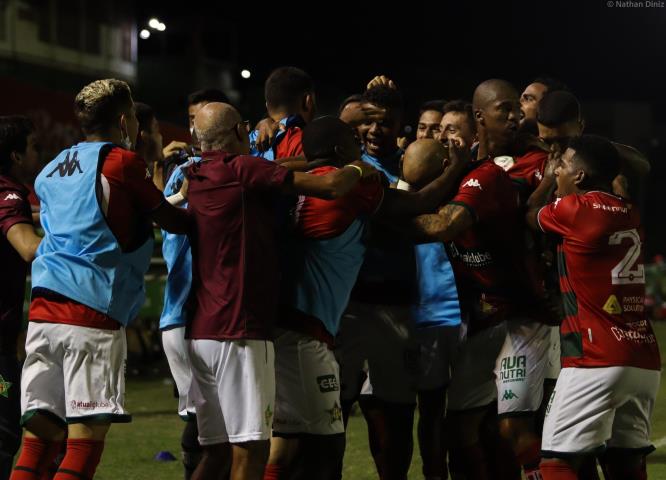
left=0, top=115, right=34, bottom=173
left=442, top=100, right=476, bottom=132
left=532, top=76, right=568, bottom=94
left=74, top=79, right=133, bottom=135
left=419, top=99, right=446, bottom=116
left=265, top=66, right=314, bottom=111
left=302, top=116, right=356, bottom=161
left=569, top=134, right=620, bottom=188
left=537, top=91, right=581, bottom=128
left=187, top=88, right=229, bottom=106
left=135, top=102, right=156, bottom=133
left=338, top=94, right=363, bottom=116
left=362, top=86, right=403, bottom=114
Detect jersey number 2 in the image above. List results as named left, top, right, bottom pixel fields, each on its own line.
left=609, top=229, right=645, bottom=285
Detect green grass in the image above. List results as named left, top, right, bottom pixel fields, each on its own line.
left=95, top=322, right=666, bottom=479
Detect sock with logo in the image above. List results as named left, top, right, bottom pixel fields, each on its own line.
left=52, top=439, right=104, bottom=480
left=10, top=438, right=62, bottom=480
left=517, top=440, right=543, bottom=479
left=540, top=460, right=578, bottom=480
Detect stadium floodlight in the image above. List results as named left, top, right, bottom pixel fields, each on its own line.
left=241, top=69, right=251, bottom=79
left=139, top=29, right=151, bottom=40
left=156, top=22, right=166, bottom=32
left=148, top=18, right=160, bottom=29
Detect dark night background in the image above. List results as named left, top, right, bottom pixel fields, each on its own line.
left=2, top=0, right=666, bottom=255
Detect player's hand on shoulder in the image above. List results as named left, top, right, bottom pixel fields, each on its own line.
left=255, top=117, right=282, bottom=152
left=163, top=140, right=188, bottom=159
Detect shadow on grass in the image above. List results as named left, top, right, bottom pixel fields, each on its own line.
left=648, top=452, right=666, bottom=464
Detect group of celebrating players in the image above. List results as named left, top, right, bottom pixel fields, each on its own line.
left=0, top=65, right=660, bottom=480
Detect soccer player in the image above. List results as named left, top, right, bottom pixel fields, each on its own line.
left=266, top=121, right=469, bottom=480
left=416, top=100, right=446, bottom=140
left=406, top=79, right=541, bottom=480
left=399, top=140, right=462, bottom=480
left=526, top=134, right=660, bottom=480
left=249, top=67, right=315, bottom=160
left=10, top=79, right=190, bottom=480
left=0, top=116, right=42, bottom=480
left=519, top=77, right=568, bottom=135
left=336, top=83, right=419, bottom=479
left=134, top=102, right=165, bottom=189
left=185, top=102, right=376, bottom=480
left=439, top=100, right=478, bottom=148
left=536, top=90, right=650, bottom=201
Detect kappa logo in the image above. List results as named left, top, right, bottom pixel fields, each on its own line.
left=3, top=193, right=20, bottom=201
left=47, top=151, right=83, bottom=178
left=501, top=390, right=519, bottom=401
left=317, top=375, right=339, bottom=393
left=462, top=178, right=482, bottom=190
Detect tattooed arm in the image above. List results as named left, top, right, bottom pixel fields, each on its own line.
left=408, top=203, right=475, bottom=244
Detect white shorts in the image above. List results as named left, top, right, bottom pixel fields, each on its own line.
left=335, top=302, right=417, bottom=404
left=544, top=326, right=561, bottom=380
left=273, top=331, right=344, bottom=436
left=188, top=339, right=275, bottom=445
left=162, top=327, right=195, bottom=419
left=21, top=322, right=129, bottom=426
left=447, top=322, right=506, bottom=412
left=542, top=366, right=660, bottom=456
left=413, top=325, right=461, bottom=391
left=495, top=320, right=551, bottom=416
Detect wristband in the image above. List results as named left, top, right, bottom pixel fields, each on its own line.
left=345, top=164, right=364, bottom=177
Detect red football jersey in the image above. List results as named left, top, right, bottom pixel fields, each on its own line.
left=447, top=160, right=536, bottom=332
left=507, top=148, right=548, bottom=200
left=538, top=191, right=660, bottom=369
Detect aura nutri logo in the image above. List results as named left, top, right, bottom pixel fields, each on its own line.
left=499, top=355, right=527, bottom=382
left=47, top=151, right=83, bottom=178
left=3, top=193, right=20, bottom=201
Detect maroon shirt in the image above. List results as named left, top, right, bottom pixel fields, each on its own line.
left=186, top=151, right=293, bottom=341
left=0, top=174, right=33, bottom=352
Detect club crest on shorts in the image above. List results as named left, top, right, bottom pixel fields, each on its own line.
left=327, top=402, right=342, bottom=424
left=0, top=375, right=11, bottom=398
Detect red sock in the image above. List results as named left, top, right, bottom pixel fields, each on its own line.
left=517, top=441, right=542, bottom=479
left=263, top=463, right=288, bottom=480
left=11, top=438, right=62, bottom=480
left=52, top=439, right=104, bottom=480
left=540, top=460, right=578, bottom=480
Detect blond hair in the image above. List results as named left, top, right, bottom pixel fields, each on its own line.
left=74, top=79, right=133, bottom=135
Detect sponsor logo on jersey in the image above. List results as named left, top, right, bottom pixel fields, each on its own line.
left=501, top=389, right=519, bottom=401
left=327, top=402, right=342, bottom=424
left=3, top=193, right=20, bottom=201
left=317, top=375, right=339, bottom=393
left=603, top=294, right=623, bottom=315
left=448, top=243, right=493, bottom=267
left=47, top=151, right=83, bottom=178
left=0, top=375, right=12, bottom=398
left=534, top=170, right=543, bottom=181
left=493, top=156, right=514, bottom=171
left=462, top=178, right=482, bottom=190
left=592, top=202, right=629, bottom=214
left=610, top=326, right=657, bottom=344
left=499, top=355, right=527, bottom=383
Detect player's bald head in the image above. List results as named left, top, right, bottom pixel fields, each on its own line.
left=402, top=139, right=445, bottom=188
left=194, top=102, right=243, bottom=151
left=472, top=79, right=519, bottom=110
